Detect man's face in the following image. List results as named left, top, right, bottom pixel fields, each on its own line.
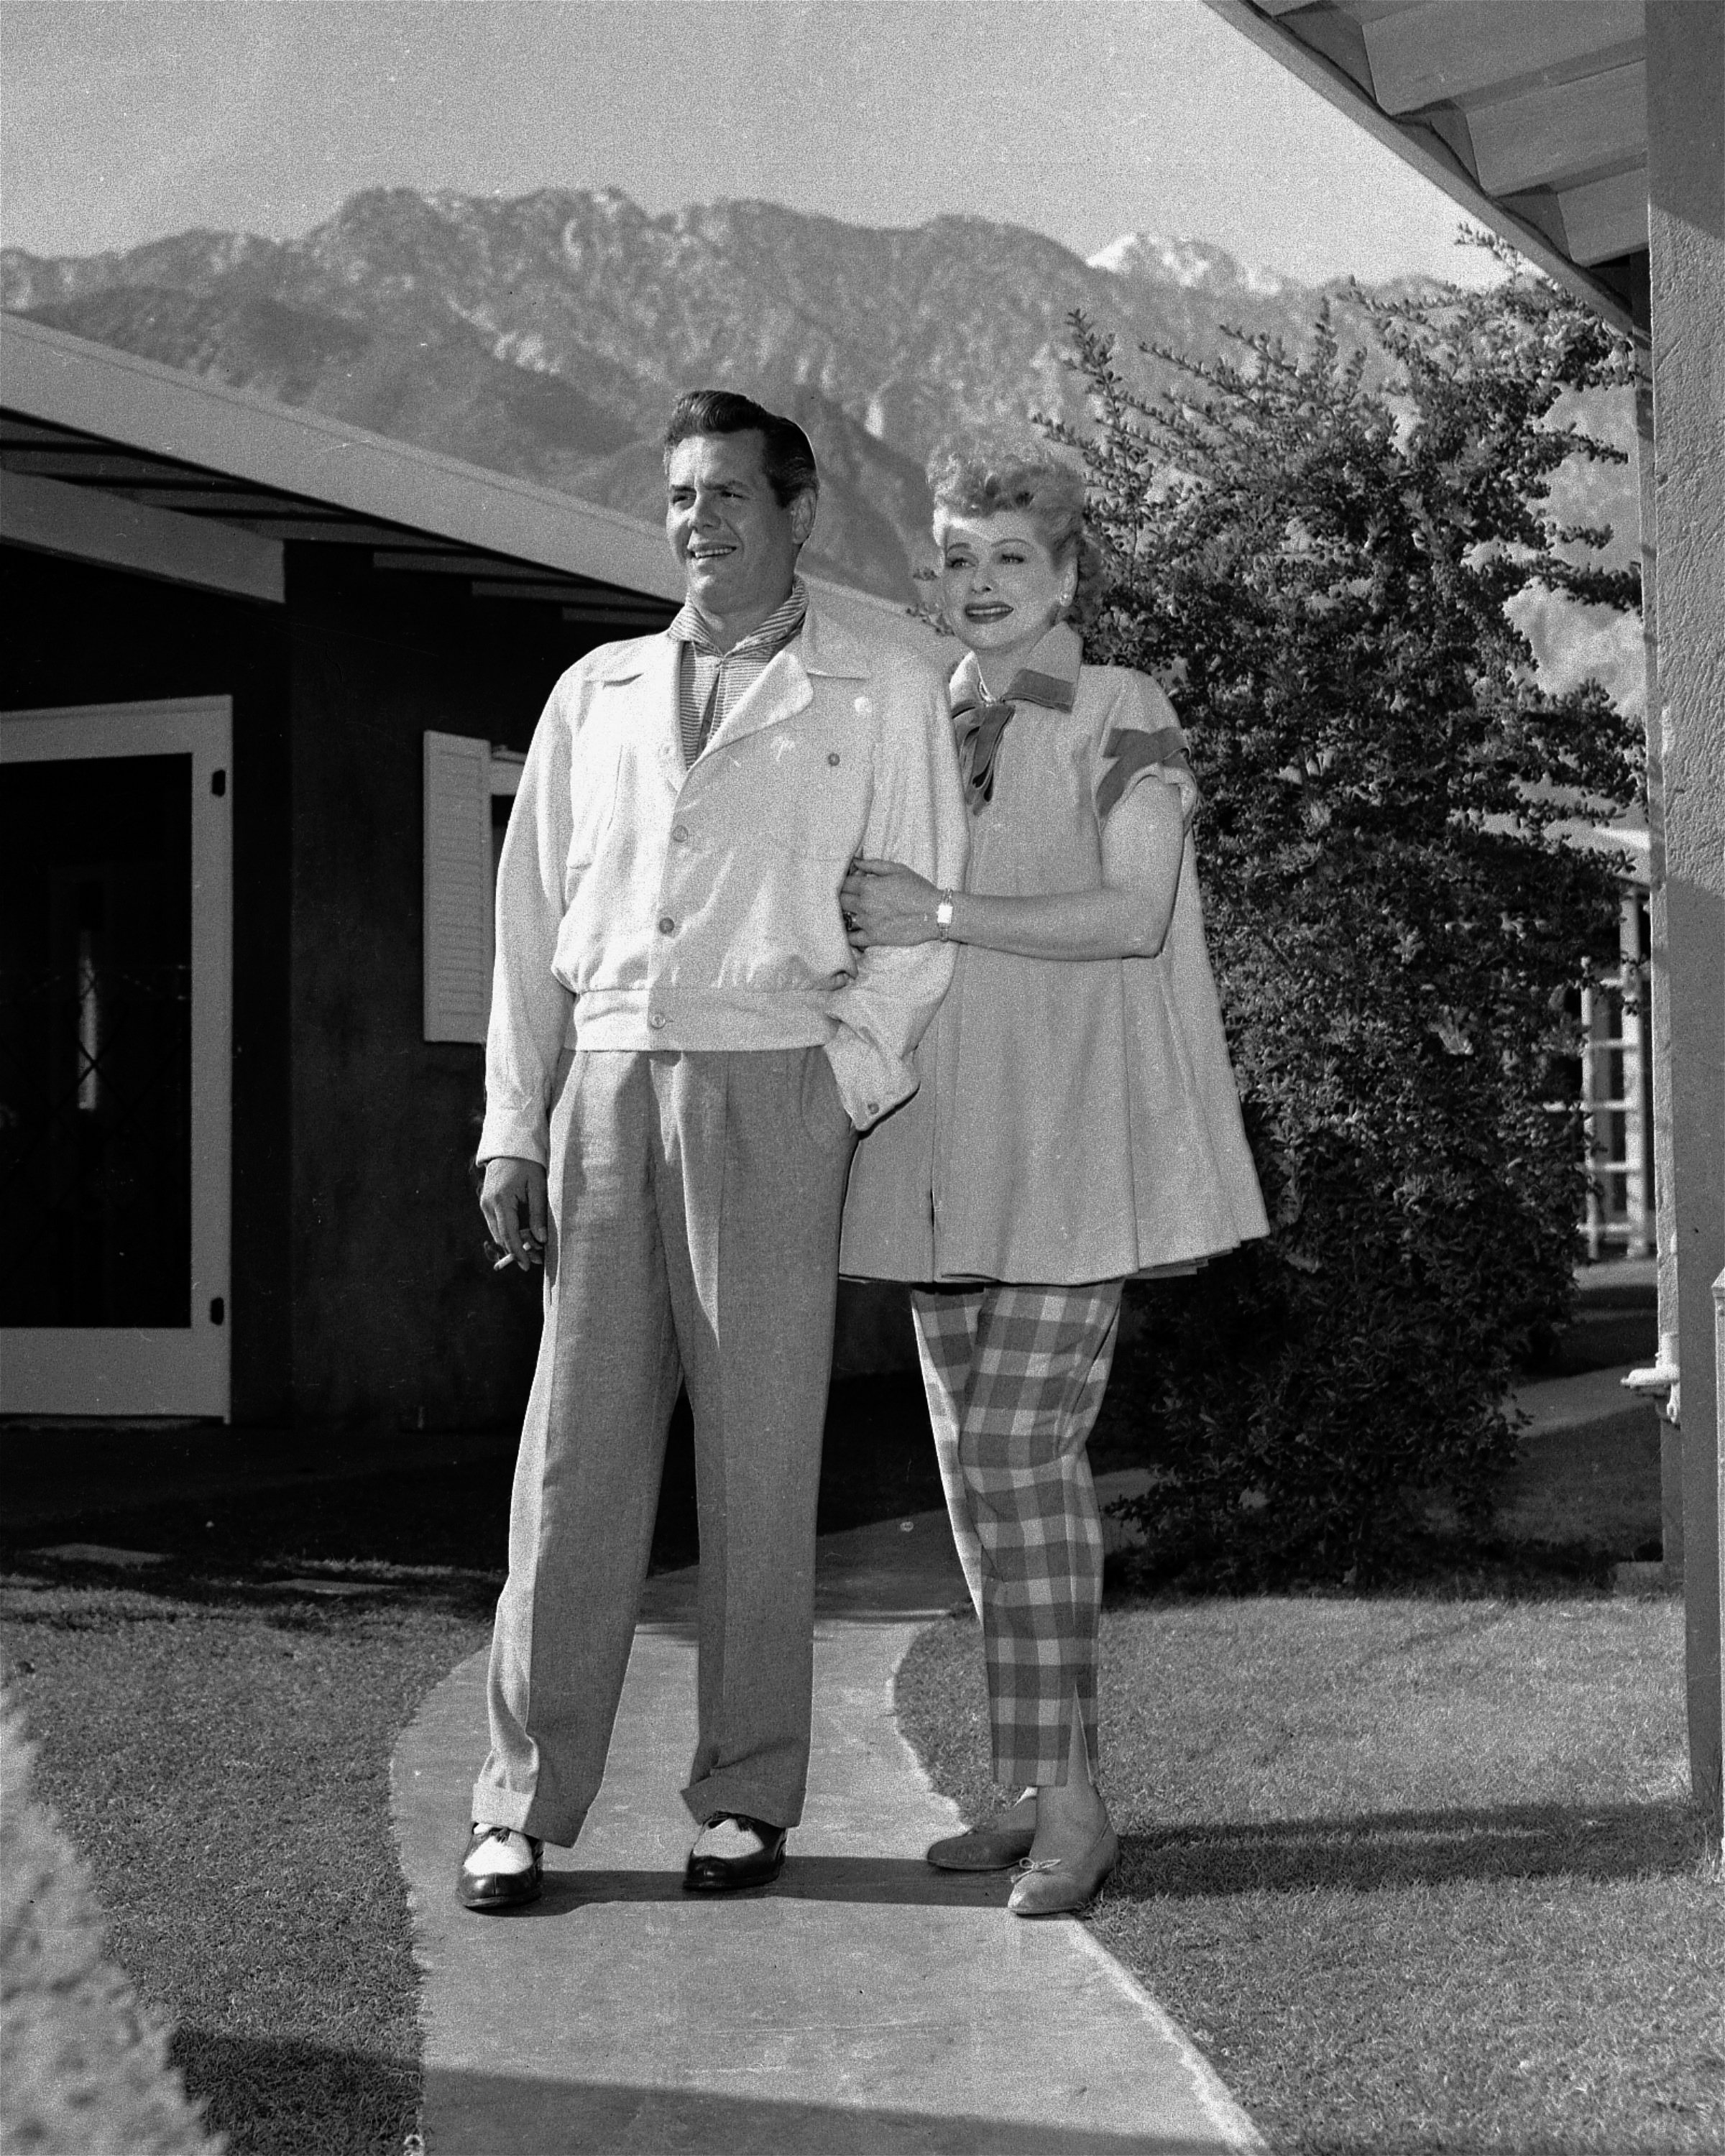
left=665, top=430, right=814, bottom=627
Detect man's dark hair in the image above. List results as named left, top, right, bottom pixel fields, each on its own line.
left=662, top=390, right=819, bottom=507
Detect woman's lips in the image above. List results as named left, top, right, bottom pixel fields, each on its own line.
left=964, top=603, right=1012, bottom=621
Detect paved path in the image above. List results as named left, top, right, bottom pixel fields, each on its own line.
left=392, top=1491, right=1266, bottom=2155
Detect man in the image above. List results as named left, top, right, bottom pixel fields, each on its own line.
left=459, top=390, right=967, bottom=1909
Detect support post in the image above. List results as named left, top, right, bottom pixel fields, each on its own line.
left=1630, top=318, right=1686, bottom=1577
left=1647, top=0, right=1725, bottom=1850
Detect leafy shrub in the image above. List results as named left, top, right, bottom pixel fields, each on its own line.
left=1054, top=256, right=1642, bottom=1585
left=0, top=1693, right=219, bottom=2155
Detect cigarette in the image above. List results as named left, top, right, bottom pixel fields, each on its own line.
left=492, top=1253, right=517, bottom=1271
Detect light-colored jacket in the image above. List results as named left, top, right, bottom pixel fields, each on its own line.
left=479, top=602, right=969, bottom=1166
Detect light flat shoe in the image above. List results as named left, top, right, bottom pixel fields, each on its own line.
left=1006, top=1823, right=1119, bottom=1917
left=925, top=1815, right=1039, bottom=1871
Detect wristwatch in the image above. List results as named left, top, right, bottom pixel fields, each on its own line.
left=934, top=891, right=956, bottom=939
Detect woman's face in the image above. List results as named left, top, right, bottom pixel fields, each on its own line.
left=938, top=512, right=1075, bottom=668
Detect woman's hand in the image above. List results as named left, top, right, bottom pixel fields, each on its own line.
left=842, top=857, right=942, bottom=949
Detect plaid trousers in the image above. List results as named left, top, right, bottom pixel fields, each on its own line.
left=911, top=1281, right=1123, bottom=1787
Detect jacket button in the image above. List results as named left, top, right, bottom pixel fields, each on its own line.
left=827, top=752, right=840, bottom=767
left=866, top=1101, right=880, bottom=1117
left=658, top=915, right=676, bottom=934
left=671, top=823, right=689, bottom=842
left=648, top=1013, right=667, bottom=1031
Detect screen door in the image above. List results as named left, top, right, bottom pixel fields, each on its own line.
left=1, top=697, right=231, bottom=1418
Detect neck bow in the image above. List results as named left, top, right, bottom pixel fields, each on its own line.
left=949, top=650, right=1077, bottom=811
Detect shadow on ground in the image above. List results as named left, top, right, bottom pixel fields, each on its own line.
left=1112, top=1797, right=1703, bottom=1898
left=170, top=2029, right=415, bottom=2156
left=419, top=2068, right=1239, bottom=2155
left=0, top=1374, right=944, bottom=1583
left=494, top=1853, right=1009, bottom=1916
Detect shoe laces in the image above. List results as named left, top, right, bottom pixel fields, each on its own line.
left=472, top=1823, right=538, bottom=1853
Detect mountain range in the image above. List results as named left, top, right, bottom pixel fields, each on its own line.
left=1, top=186, right=1639, bottom=704
left=1, top=187, right=1410, bottom=600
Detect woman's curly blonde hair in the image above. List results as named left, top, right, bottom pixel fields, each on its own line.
left=927, top=444, right=1108, bottom=631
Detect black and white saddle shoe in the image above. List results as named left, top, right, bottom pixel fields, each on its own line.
left=682, top=1812, right=788, bottom=1894
left=456, top=1823, right=543, bottom=1912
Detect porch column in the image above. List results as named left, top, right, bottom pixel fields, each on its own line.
left=1632, top=329, right=1685, bottom=1572
left=1647, top=0, right=1725, bottom=1848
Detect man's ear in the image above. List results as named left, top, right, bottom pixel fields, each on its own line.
left=789, top=489, right=818, bottom=547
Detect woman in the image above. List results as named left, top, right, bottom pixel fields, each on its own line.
left=840, top=451, right=1266, bottom=1917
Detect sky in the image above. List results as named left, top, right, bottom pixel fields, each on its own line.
left=0, top=0, right=1501, bottom=285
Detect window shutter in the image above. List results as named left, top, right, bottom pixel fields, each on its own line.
left=423, top=731, right=491, bottom=1044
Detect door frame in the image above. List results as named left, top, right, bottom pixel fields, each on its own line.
left=1, top=696, right=233, bottom=1420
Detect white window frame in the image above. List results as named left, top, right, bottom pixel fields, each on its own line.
left=1, top=696, right=233, bottom=1420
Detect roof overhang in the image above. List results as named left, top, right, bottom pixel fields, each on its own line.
left=0, top=313, right=924, bottom=640
left=0, top=313, right=686, bottom=615
left=1200, top=0, right=1650, bottom=339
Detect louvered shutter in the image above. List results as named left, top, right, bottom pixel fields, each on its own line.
left=423, top=731, right=492, bottom=1043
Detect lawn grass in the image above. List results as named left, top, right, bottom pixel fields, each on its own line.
left=4, top=1343, right=1700, bottom=2156
left=896, top=1593, right=1724, bottom=2155
left=0, top=1564, right=492, bottom=2155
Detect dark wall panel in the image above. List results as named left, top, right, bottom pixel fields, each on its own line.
left=283, top=552, right=581, bottom=1429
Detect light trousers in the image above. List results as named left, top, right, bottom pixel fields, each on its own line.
left=473, top=1044, right=856, bottom=1847
left=911, top=1281, right=1123, bottom=1787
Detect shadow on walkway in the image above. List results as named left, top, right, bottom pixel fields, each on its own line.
left=487, top=1853, right=1008, bottom=1916
left=423, top=2068, right=1243, bottom=2155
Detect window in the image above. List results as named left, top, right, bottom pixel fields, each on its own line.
left=423, top=732, right=525, bottom=1044
left=1579, top=887, right=1655, bottom=1259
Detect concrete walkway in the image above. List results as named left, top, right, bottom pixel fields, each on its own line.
left=391, top=1486, right=1266, bottom=2155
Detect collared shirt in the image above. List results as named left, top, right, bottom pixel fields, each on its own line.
left=667, top=577, right=809, bottom=767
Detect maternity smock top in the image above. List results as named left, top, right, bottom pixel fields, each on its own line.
left=839, top=622, right=1268, bottom=1286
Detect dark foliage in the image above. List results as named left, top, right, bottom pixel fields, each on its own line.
left=1049, top=250, right=1643, bottom=1585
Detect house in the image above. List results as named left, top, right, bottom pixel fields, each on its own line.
left=0, top=317, right=921, bottom=1428
left=1201, top=0, right=1724, bottom=1844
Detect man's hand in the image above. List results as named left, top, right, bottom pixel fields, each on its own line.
left=482, top=1156, right=547, bottom=1271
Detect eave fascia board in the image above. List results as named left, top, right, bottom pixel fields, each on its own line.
left=0, top=465, right=285, bottom=602
left=0, top=313, right=686, bottom=601
left=1196, top=0, right=1643, bottom=342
